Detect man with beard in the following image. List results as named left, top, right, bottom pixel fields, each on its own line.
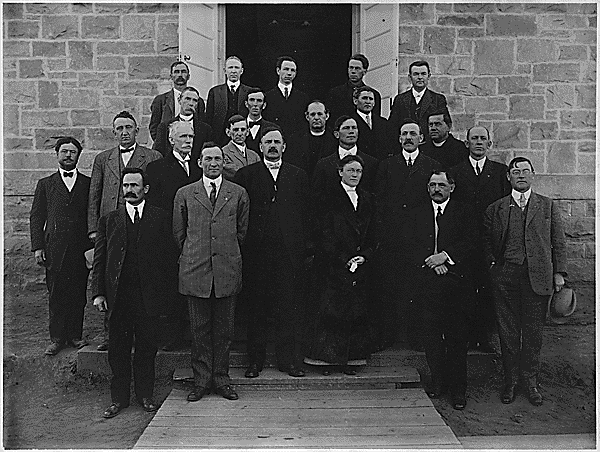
left=244, top=88, right=277, bottom=155
left=222, top=115, right=261, bottom=180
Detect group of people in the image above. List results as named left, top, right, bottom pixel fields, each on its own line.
left=30, top=54, right=567, bottom=419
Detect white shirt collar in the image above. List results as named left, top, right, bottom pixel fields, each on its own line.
left=60, top=168, right=78, bottom=177
left=432, top=198, right=450, bottom=214
left=412, top=87, right=427, bottom=100
left=231, top=141, right=246, bottom=156
left=119, top=143, right=137, bottom=152
left=228, top=80, right=240, bottom=91
left=338, top=145, right=358, bottom=159
left=310, top=130, right=326, bottom=136
left=469, top=155, right=486, bottom=170
left=512, top=188, right=531, bottom=204
left=356, top=110, right=371, bottom=124
left=341, top=181, right=357, bottom=192
left=278, top=82, right=292, bottom=96
left=248, top=115, right=262, bottom=123
left=125, top=199, right=145, bottom=221
left=203, top=175, right=223, bottom=194
left=179, top=113, right=193, bottom=122
left=402, top=149, right=419, bottom=162
left=172, top=150, right=190, bottom=163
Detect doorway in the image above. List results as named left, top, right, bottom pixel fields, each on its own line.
left=225, top=4, right=353, bottom=101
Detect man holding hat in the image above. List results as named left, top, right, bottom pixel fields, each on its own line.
left=483, top=156, right=567, bottom=406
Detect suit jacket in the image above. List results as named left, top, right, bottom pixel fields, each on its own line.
left=263, top=86, right=310, bottom=138
left=326, top=81, right=382, bottom=124
left=234, top=161, right=312, bottom=271
left=149, top=88, right=206, bottom=141
left=351, top=111, right=394, bottom=161
left=420, top=134, right=469, bottom=169
left=90, top=204, right=178, bottom=316
left=173, top=178, right=249, bottom=298
left=205, top=83, right=251, bottom=145
left=245, top=117, right=277, bottom=155
left=152, top=115, right=213, bottom=162
left=483, top=193, right=567, bottom=296
left=30, top=171, right=93, bottom=273
left=145, top=152, right=202, bottom=219
left=451, top=158, right=511, bottom=232
left=88, top=145, right=162, bottom=235
left=284, top=128, right=337, bottom=176
left=389, top=88, right=449, bottom=141
left=222, top=141, right=261, bottom=181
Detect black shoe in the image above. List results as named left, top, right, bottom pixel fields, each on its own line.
left=103, top=402, right=128, bottom=419
left=215, top=385, right=239, bottom=400
left=138, top=398, right=159, bottom=412
left=528, top=386, right=543, bottom=406
left=44, top=341, right=63, bottom=356
left=187, top=387, right=209, bottom=402
left=501, top=384, right=516, bottom=404
left=68, top=339, right=89, bottom=349
left=426, top=383, right=447, bottom=399
left=244, top=363, right=262, bottom=378
left=342, top=365, right=357, bottom=376
left=97, top=340, right=109, bottom=351
left=279, top=365, right=305, bottom=377
left=452, top=393, right=467, bottom=410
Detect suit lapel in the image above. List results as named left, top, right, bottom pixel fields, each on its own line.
left=525, top=192, right=540, bottom=229
left=238, top=85, right=250, bottom=112
left=128, top=145, right=147, bottom=169
left=116, top=207, right=128, bottom=248
left=419, top=89, right=432, bottom=122
left=193, top=181, right=214, bottom=213
left=213, top=181, right=232, bottom=217
left=479, top=159, right=494, bottom=187
left=497, top=196, right=511, bottom=245
left=108, top=147, right=121, bottom=179
left=167, top=90, right=176, bottom=118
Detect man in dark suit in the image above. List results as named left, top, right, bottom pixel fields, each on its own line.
left=206, top=56, right=251, bottom=147
left=373, top=120, right=439, bottom=350
left=420, top=111, right=468, bottom=168
left=91, top=168, right=178, bottom=418
left=149, top=61, right=206, bottom=141
left=389, top=60, right=450, bottom=142
left=173, top=143, right=250, bottom=402
left=234, top=126, right=312, bottom=379
left=264, top=56, right=310, bottom=138
left=285, top=100, right=337, bottom=177
left=351, top=86, right=393, bottom=161
left=153, top=87, right=213, bottom=161
left=404, top=169, right=477, bottom=410
left=30, top=137, right=93, bottom=356
left=88, top=110, right=163, bottom=351
left=326, top=53, right=382, bottom=124
left=222, top=115, right=261, bottom=181
left=451, top=126, right=511, bottom=353
left=244, top=88, right=277, bottom=155
left=483, top=157, right=567, bottom=407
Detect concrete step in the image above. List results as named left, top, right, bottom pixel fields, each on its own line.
left=173, top=365, right=421, bottom=390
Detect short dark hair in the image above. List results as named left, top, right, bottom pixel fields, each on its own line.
left=55, top=136, right=82, bottom=154
left=180, top=86, right=199, bottom=97
left=348, top=53, right=369, bottom=70
left=113, top=110, right=137, bottom=127
left=409, top=60, right=431, bottom=74
left=428, top=110, right=452, bottom=128
left=400, top=118, right=421, bottom=134
left=227, top=114, right=247, bottom=129
left=246, top=87, right=265, bottom=99
left=333, top=115, right=355, bottom=132
left=466, top=125, right=491, bottom=140
left=200, top=141, right=224, bottom=158
left=337, top=154, right=365, bottom=172
left=353, top=85, right=376, bottom=99
left=170, top=61, right=189, bottom=74
left=430, top=168, right=455, bottom=186
left=122, top=167, right=147, bottom=186
left=259, top=125, right=285, bottom=144
left=276, top=55, right=296, bottom=70
left=306, top=99, right=329, bottom=114
left=508, top=156, right=535, bottom=173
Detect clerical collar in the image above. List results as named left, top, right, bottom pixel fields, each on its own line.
left=412, top=87, right=427, bottom=100
left=228, top=80, right=240, bottom=91
left=432, top=138, right=447, bottom=147
left=310, top=130, right=325, bottom=137
left=341, top=181, right=356, bottom=192
left=432, top=198, right=449, bottom=213
left=469, top=155, right=486, bottom=170
left=179, top=113, right=193, bottom=122
left=512, top=189, right=531, bottom=204
left=119, top=143, right=137, bottom=152
left=232, top=141, right=246, bottom=156
left=402, top=149, right=419, bottom=161
left=278, top=82, right=292, bottom=96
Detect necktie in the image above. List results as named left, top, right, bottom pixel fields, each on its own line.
left=284, top=87, right=289, bottom=100
left=407, top=156, right=413, bottom=167
left=366, top=114, right=372, bottom=129
left=475, top=162, right=481, bottom=176
left=248, top=120, right=256, bottom=128
left=435, top=206, right=442, bottom=253
left=519, top=193, right=527, bottom=211
left=121, top=146, right=134, bottom=153
left=230, top=85, right=236, bottom=94
left=265, top=161, right=281, bottom=170
left=436, top=206, right=443, bottom=223
left=63, top=172, right=74, bottom=178
left=133, top=207, right=140, bottom=224
left=210, top=182, right=217, bottom=206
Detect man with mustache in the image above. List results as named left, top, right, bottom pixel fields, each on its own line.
left=149, top=61, right=206, bottom=142
left=91, top=168, right=178, bottom=418
left=88, top=111, right=162, bottom=351
left=30, top=137, right=93, bottom=356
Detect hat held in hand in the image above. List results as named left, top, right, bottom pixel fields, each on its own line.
left=547, top=287, right=577, bottom=324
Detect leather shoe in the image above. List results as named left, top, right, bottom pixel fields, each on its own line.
left=501, top=384, right=516, bottom=404
left=69, top=339, right=89, bottom=349
left=215, top=385, right=239, bottom=400
left=187, top=387, right=209, bottom=402
left=44, top=342, right=63, bottom=356
left=426, top=383, right=447, bottom=399
left=342, top=365, right=357, bottom=376
left=97, top=340, right=109, bottom=351
left=528, top=386, right=543, bottom=406
left=279, top=365, right=305, bottom=377
left=138, top=398, right=159, bottom=412
left=103, top=402, right=128, bottom=419
left=452, top=394, right=467, bottom=410
left=244, top=363, right=262, bottom=378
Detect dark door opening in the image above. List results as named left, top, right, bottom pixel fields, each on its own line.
left=226, top=4, right=353, bottom=101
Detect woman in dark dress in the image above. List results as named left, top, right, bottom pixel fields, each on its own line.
left=304, top=155, right=378, bottom=375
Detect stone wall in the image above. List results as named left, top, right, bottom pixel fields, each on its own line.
left=3, top=3, right=596, bottom=288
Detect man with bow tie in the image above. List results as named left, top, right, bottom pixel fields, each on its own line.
left=234, top=126, right=313, bottom=379
left=30, top=137, right=93, bottom=356
left=244, top=88, right=277, bottom=156
left=88, top=110, right=162, bottom=351
left=221, top=115, right=261, bottom=180
left=206, top=56, right=251, bottom=147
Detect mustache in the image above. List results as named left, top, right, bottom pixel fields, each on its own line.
left=124, top=192, right=137, bottom=198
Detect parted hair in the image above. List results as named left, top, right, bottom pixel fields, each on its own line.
left=55, top=136, right=82, bottom=154
left=337, top=154, right=365, bottom=172
left=122, top=167, right=147, bottom=186
left=259, top=125, right=285, bottom=144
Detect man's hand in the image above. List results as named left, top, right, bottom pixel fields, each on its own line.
left=433, top=264, right=448, bottom=276
left=88, top=232, right=98, bottom=242
left=93, top=296, right=108, bottom=312
left=346, top=256, right=366, bottom=267
left=554, top=273, right=565, bottom=292
left=34, top=249, right=46, bottom=266
left=424, top=252, right=448, bottom=268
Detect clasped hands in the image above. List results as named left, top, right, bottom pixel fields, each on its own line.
left=346, top=255, right=365, bottom=272
left=93, top=296, right=108, bottom=312
left=423, top=252, right=449, bottom=276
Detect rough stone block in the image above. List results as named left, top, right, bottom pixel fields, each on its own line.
left=575, top=85, right=595, bottom=109
left=567, top=3, right=597, bottom=14
left=487, top=14, right=537, bottom=36
left=33, top=40, right=66, bottom=57
left=589, top=16, right=597, bottom=28
left=78, top=72, right=117, bottom=89
left=536, top=175, right=594, bottom=199
left=22, top=110, right=70, bottom=129
left=509, top=95, right=544, bottom=119
left=136, top=3, right=179, bottom=14
left=530, top=122, right=558, bottom=140
left=399, top=3, right=434, bottom=23
left=493, top=121, right=528, bottom=149
left=539, top=15, right=589, bottom=29
left=34, top=128, right=85, bottom=150
left=580, top=61, right=596, bottom=83
left=427, top=77, right=452, bottom=95
left=438, top=56, right=471, bottom=75
left=60, top=88, right=98, bottom=109
left=436, top=4, right=452, bottom=13
left=42, top=16, right=78, bottom=39
left=4, top=105, right=19, bottom=135
left=7, top=20, right=40, bottom=39
left=572, top=201, right=587, bottom=219
left=48, top=71, right=77, bottom=80
left=94, top=3, right=135, bottom=14
left=4, top=3, right=24, bottom=19
left=545, top=84, right=575, bottom=109
left=449, top=114, right=476, bottom=134
left=515, top=63, right=532, bottom=74
left=559, top=130, right=595, bottom=140
left=464, top=96, right=508, bottom=114
left=47, top=59, right=67, bottom=71
left=4, top=138, right=34, bottom=152
left=547, top=142, right=576, bottom=173
left=4, top=40, right=31, bottom=57
left=19, top=59, right=44, bottom=78
left=128, top=56, right=174, bottom=80
left=38, top=81, right=59, bottom=109
left=82, top=16, right=120, bottom=39
left=398, top=27, right=421, bottom=54
left=533, top=63, right=580, bottom=82
left=123, top=15, right=155, bottom=40
left=72, top=110, right=101, bottom=126
left=565, top=217, right=595, bottom=239
left=577, top=153, right=595, bottom=174
left=558, top=45, right=589, bottom=60
left=87, top=128, right=116, bottom=151
left=454, top=4, right=496, bottom=13
left=4, top=80, right=37, bottom=104
left=539, top=30, right=573, bottom=40
left=97, top=56, right=125, bottom=71
left=458, top=28, right=484, bottom=39
left=478, top=113, right=509, bottom=120
left=474, top=40, right=514, bottom=75
left=566, top=243, right=586, bottom=259
left=437, top=15, right=483, bottom=27
left=560, top=109, right=596, bottom=128
left=157, top=22, right=179, bottom=53
left=423, top=27, right=455, bottom=54
left=496, top=3, right=524, bottom=13
left=66, top=41, right=93, bottom=70
left=453, top=76, right=497, bottom=96
left=577, top=141, right=595, bottom=153
left=97, top=40, right=156, bottom=55
left=497, top=76, right=531, bottom=95
left=585, top=243, right=595, bottom=259
left=524, top=4, right=567, bottom=13
left=72, top=3, right=92, bottom=13
left=517, top=39, right=557, bottom=63
left=574, top=30, right=596, bottom=44
left=456, top=39, right=474, bottom=56
left=26, top=3, right=71, bottom=14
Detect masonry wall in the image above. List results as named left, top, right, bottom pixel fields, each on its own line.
left=3, top=3, right=596, bottom=288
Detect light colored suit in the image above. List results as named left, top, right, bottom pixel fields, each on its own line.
left=221, top=141, right=261, bottom=181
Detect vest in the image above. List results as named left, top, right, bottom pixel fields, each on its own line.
left=118, top=214, right=145, bottom=314
left=503, top=203, right=527, bottom=265
left=226, top=86, right=239, bottom=121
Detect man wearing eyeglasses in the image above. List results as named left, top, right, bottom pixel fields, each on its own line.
left=483, top=157, right=567, bottom=407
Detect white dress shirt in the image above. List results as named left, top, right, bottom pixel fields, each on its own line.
left=126, top=199, right=145, bottom=223
left=228, top=80, right=240, bottom=93
left=232, top=141, right=247, bottom=158
left=173, top=150, right=191, bottom=176
left=173, top=88, right=182, bottom=116
left=60, top=168, right=78, bottom=192
left=248, top=115, right=262, bottom=139
left=512, top=188, right=531, bottom=208
left=264, top=159, right=282, bottom=180
left=402, top=149, right=419, bottom=166
left=278, top=82, right=292, bottom=98
left=469, top=156, right=486, bottom=175
left=338, top=145, right=358, bottom=160
left=357, top=110, right=372, bottom=129
left=120, top=143, right=137, bottom=166
left=203, top=175, right=223, bottom=199
left=412, top=87, right=426, bottom=104
left=342, top=181, right=358, bottom=210
left=432, top=199, right=454, bottom=264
